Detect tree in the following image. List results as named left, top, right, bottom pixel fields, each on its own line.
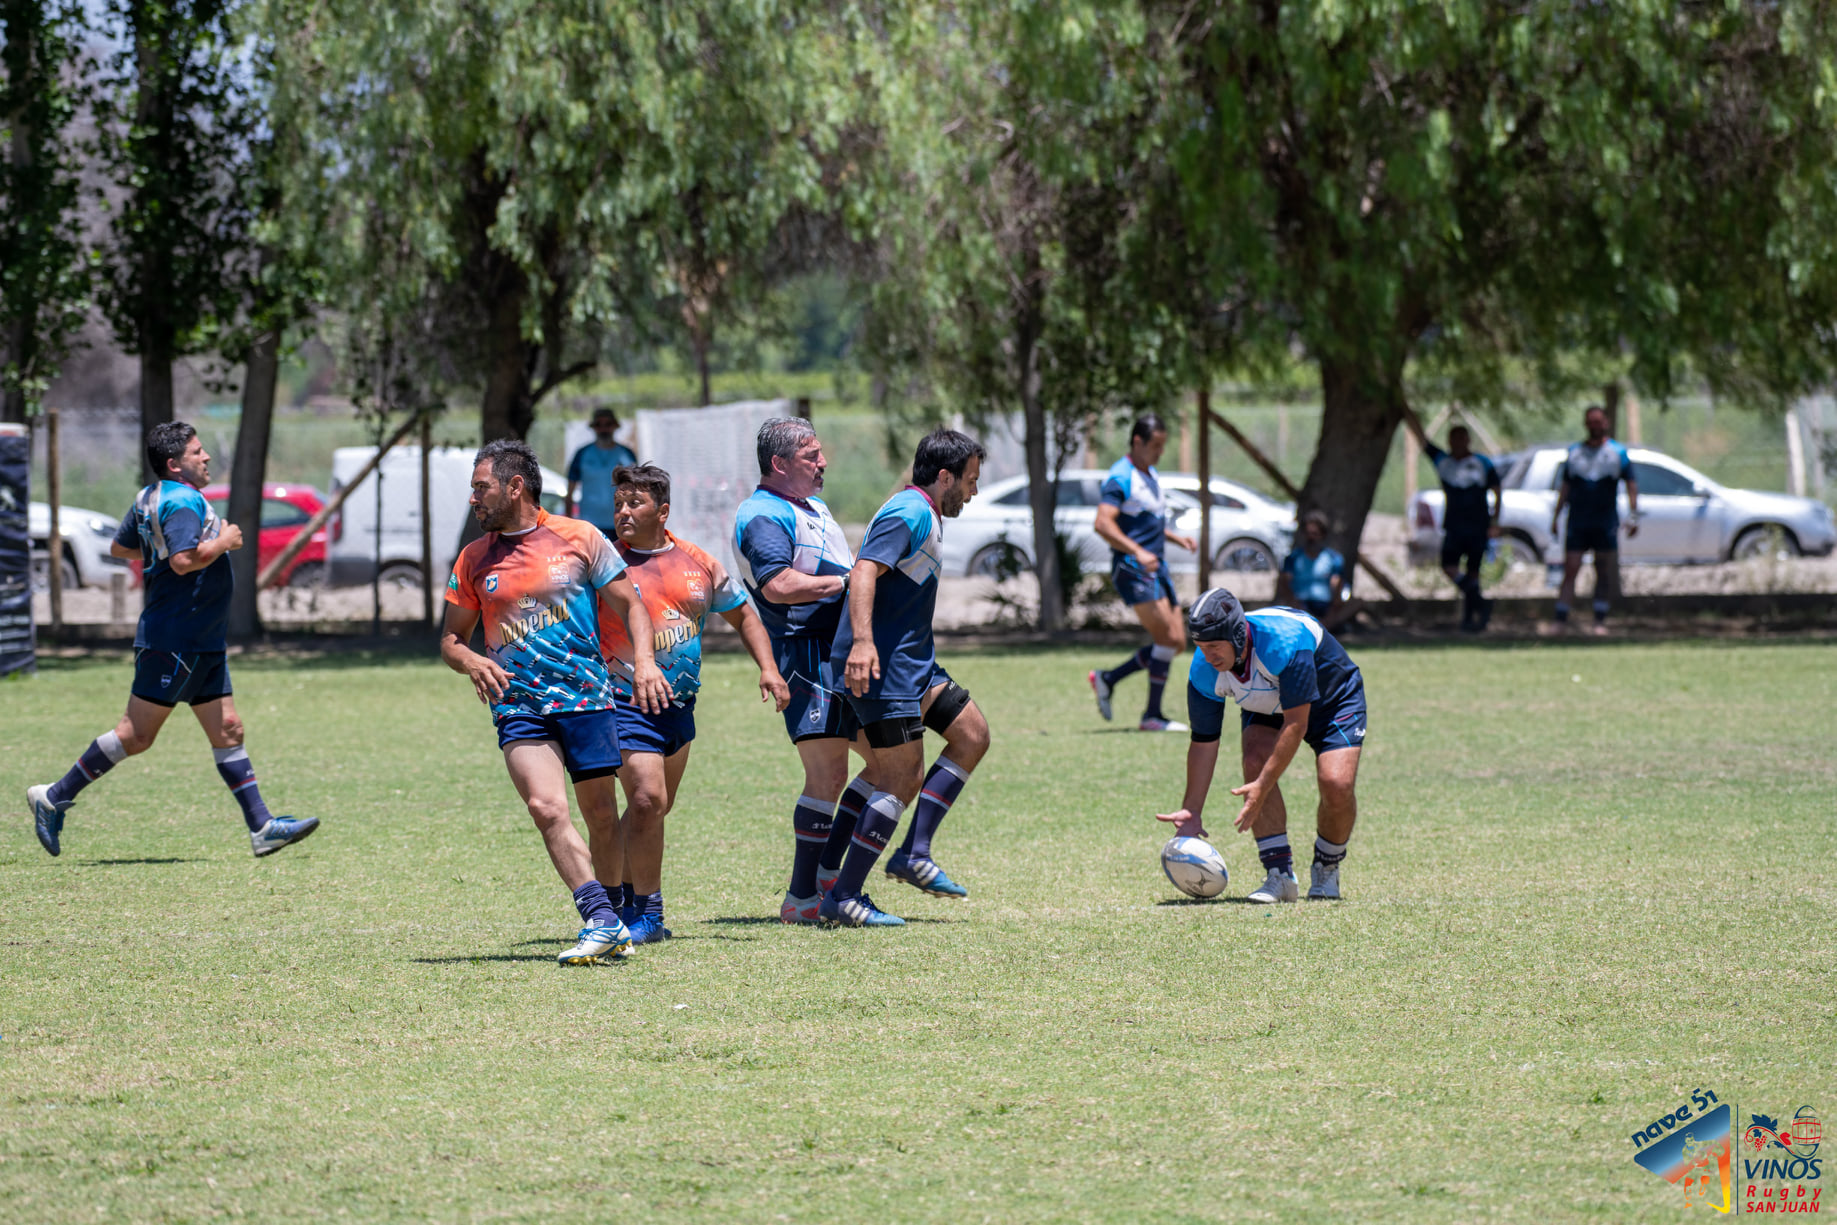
left=0, top=0, right=90, bottom=424
left=1157, top=1, right=1837, bottom=567
left=94, top=0, right=256, bottom=473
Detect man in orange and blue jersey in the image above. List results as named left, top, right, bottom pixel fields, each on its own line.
left=440, top=440, right=671, bottom=967
left=598, top=462, right=788, bottom=944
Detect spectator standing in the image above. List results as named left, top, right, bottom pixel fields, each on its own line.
left=566, top=408, right=637, bottom=536
left=1550, top=405, right=1638, bottom=635
left=1405, top=412, right=1503, bottom=633
left=1278, top=511, right=1348, bottom=627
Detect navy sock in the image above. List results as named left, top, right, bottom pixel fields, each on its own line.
left=833, top=791, right=903, bottom=899
left=1313, top=836, right=1348, bottom=867
left=571, top=880, right=618, bottom=927
left=1592, top=599, right=1610, bottom=622
left=1256, top=834, right=1293, bottom=876
left=1102, top=644, right=1152, bottom=687
left=47, top=731, right=126, bottom=808
left=819, top=776, right=874, bottom=873
left=1554, top=601, right=1570, bottom=622
left=636, top=890, right=663, bottom=921
left=213, top=746, right=273, bottom=832
left=1144, top=645, right=1176, bottom=721
left=621, top=881, right=635, bottom=921
left=606, top=882, right=628, bottom=913
left=789, top=794, right=835, bottom=897
left=898, top=757, right=969, bottom=860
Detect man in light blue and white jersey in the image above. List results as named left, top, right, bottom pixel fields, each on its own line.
left=1550, top=404, right=1639, bottom=634
left=26, top=422, right=319, bottom=860
left=825, top=427, right=987, bottom=929
left=1090, top=414, right=1199, bottom=731
left=565, top=407, right=637, bottom=536
left=1156, top=589, right=1367, bottom=903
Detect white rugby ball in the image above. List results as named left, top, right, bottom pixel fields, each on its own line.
left=1161, top=836, right=1229, bottom=899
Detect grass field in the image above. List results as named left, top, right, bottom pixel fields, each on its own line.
left=1, top=641, right=1831, bottom=1222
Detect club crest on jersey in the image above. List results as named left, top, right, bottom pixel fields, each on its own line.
left=686, top=575, right=707, bottom=601
left=484, top=573, right=499, bottom=594
left=549, top=565, right=570, bottom=586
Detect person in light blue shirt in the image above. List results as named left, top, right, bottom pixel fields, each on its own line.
left=1278, top=510, right=1346, bottom=625
left=565, top=407, right=637, bottom=534
left=1550, top=405, right=1639, bottom=634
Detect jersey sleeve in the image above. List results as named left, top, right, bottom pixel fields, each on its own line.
left=1187, top=682, right=1226, bottom=743
left=581, top=526, right=628, bottom=589
left=161, top=493, right=205, bottom=555
left=445, top=545, right=480, bottom=610
left=114, top=507, right=139, bottom=550
left=1281, top=549, right=1302, bottom=580
left=1275, top=650, right=1320, bottom=711
left=1099, top=472, right=1127, bottom=507
left=707, top=557, right=747, bottom=614
left=1618, top=446, right=1634, bottom=480
left=1482, top=455, right=1500, bottom=486
left=566, top=448, right=585, bottom=484
left=738, top=513, right=795, bottom=587
left=1324, top=549, right=1345, bottom=578
left=858, top=511, right=917, bottom=569
left=1424, top=442, right=1447, bottom=465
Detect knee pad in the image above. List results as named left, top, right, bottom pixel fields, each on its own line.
left=923, top=681, right=973, bottom=735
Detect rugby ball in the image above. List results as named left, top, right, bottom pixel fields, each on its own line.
left=1161, top=836, right=1229, bottom=899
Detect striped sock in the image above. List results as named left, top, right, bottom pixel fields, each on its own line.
left=1313, top=836, right=1348, bottom=867
left=898, top=757, right=969, bottom=860
left=1102, top=644, right=1152, bottom=688
left=819, top=776, right=874, bottom=874
left=1256, top=833, right=1293, bottom=876
left=213, top=746, right=273, bottom=833
left=789, top=794, right=835, bottom=897
left=46, top=731, right=127, bottom=808
left=1144, top=645, right=1177, bottom=721
left=832, top=791, right=904, bottom=900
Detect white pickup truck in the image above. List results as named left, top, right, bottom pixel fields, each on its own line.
left=1408, top=444, right=1836, bottom=569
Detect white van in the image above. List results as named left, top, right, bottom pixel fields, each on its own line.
left=327, top=446, right=567, bottom=588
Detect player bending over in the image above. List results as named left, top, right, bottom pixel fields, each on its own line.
left=597, top=462, right=788, bottom=945
left=1089, top=414, right=1198, bottom=732
left=440, top=440, right=670, bottom=966
left=1155, top=588, right=1367, bottom=902
left=827, top=428, right=986, bottom=928
left=27, top=422, right=319, bottom=859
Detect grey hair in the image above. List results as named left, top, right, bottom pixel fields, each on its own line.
left=475, top=438, right=542, bottom=502
left=756, top=416, right=817, bottom=477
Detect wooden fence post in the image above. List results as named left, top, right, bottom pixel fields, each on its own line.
left=1197, top=388, right=1212, bottom=592
left=46, top=408, right=62, bottom=632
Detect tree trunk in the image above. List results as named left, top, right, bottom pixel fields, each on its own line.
left=478, top=250, right=535, bottom=442
left=138, top=345, right=173, bottom=477
left=226, top=326, right=279, bottom=639
left=3, top=70, right=33, bottom=425
left=1299, top=357, right=1406, bottom=582
left=1016, top=243, right=1063, bottom=632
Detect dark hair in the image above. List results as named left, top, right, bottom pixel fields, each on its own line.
left=756, top=416, right=817, bottom=477
left=911, top=428, right=986, bottom=487
left=475, top=439, right=542, bottom=502
left=1130, top=413, right=1168, bottom=444
left=146, top=421, right=196, bottom=480
left=1301, top=508, right=1330, bottom=532
left=612, top=461, right=671, bottom=507
left=1583, top=404, right=1609, bottom=420
left=591, top=407, right=619, bottom=427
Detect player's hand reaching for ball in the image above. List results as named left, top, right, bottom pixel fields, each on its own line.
left=1154, top=808, right=1206, bottom=839
left=760, top=668, right=790, bottom=712
left=845, top=642, right=880, bottom=697
left=466, top=656, right=510, bottom=706
left=631, top=663, right=674, bottom=714
left=1228, top=778, right=1269, bottom=831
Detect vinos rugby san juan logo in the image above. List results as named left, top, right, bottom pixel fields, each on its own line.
left=1627, top=1091, right=1823, bottom=1214
left=1743, top=1107, right=1822, bottom=1214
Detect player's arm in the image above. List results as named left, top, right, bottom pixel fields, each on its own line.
left=760, top=569, right=846, bottom=604
left=565, top=449, right=583, bottom=517
left=1623, top=470, right=1640, bottom=537
left=1275, top=553, right=1297, bottom=606
left=597, top=574, right=672, bottom=714
left=719, top=602, right=789, bottom=711
left=1092, top=501, right=1157, bottom=574
left=1230, top=704, right=1309, bottom=831
left=109, top=541, right=139, bottom=560
left=1399, top=402, right=1431, bottom=448
left=1326, top=555, right=1344, bottom=603
left=440, top=602, right=509, bottom=707
left=163, top=504, right=243, bottom=575
left=1156, top=682, right=1228, bottom=838
left=842, top=557, right=886, bottom=697
left=1487, top=466, right=1503, bottom=536
left=1549, top=475, right=1570, bottom=535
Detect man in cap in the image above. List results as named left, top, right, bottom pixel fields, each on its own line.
left=566, top=408, right=638, bottom=538
left=1154, top=588, right=1368, bottom=902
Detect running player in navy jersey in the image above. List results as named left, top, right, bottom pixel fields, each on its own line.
left=825, top=428, right=986, bottom=928
left=26, top=423, right=319, bottom=859
left=1090, top=414, right=1199, bottom=732
left=1551, top=405, right=1639, bottom=635
left=1404, top=411, right=1501, bottom=632
left=1155, top=589, right=1367, bottom=902
left=441, top=440, right=670, bottom=966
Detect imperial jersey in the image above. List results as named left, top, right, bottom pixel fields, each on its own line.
left=1100, top=457, right=1168, bottom=563
left=828, top=487, right=941, bottom=702
left=115, top=480, right=233, bottom=652
left=598, top=532, right=747, bottom=705
left=445, top=509, right=626, bottom=720
left=1560, top=440, right=1633, bottom=527
left=733, top=486, right=854, bottom=640
left=1424, top=443, right=1499, bottom=537
left=1187, top=607, right=1363, bottom=721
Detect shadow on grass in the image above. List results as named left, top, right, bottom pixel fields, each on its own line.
left=78, top=857, right=205, bottom=866
left=1154, top=896, right=1261, bottom=906
left=707, top=914, right=961, bottom=926
left=411, top=953, right=566, bottom=965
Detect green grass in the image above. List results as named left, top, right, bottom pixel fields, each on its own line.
left=1, top=641, right=1831, bottom=1222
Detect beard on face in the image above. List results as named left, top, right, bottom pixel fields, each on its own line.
left=475, top=494, right=515, bottom=533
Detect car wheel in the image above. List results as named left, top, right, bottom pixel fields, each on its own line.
left=378, top=561, right=426, bottom=589
left=967, top=542, right=1030, bottom=579
left=1730, top=524, right=1801, bottom=561
left=286, top=561, right=327, bottom=589
left=30, top=552, right=80, bottom=593
left=1213, top=538, right=1276, bottom=572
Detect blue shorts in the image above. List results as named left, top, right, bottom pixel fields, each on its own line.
left=1111, top=559, right=1177, bottom=608
left=613, top=698, right=697, bottom=758
left=496, top=708, right=622, bottom=783
left=1441, top=532, right=1488, bottom=572
left=1242, top=691, right=1369, bottom=755
left=132, top=649, right=231, bottom=707
left=1565, top=520, right=1620, bottom=555
left=776, top=636, right=850, bottom=742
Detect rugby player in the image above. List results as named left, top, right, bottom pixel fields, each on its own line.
left=1154, top=588, right=1367, bottom=902
left=26, top=422, right=319, bottom=859
left=1422, top=423, right=1502, bottom=632
left=1551, top=405, right=1639, bottom=635
left=826, top=428, right=986, bottom=928
left=1089, top=414, right=1199, bottom=732
left=440, top=440, right=670, bottom=966
left=732, top=418, right=863, bottom=925
left=598, top=462, right=789, bottom=945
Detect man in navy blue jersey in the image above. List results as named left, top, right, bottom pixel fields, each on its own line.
left=1405, top=413, right=1502, bottom=632
left=26, top=423, right=319, bottom=859
left=1551, top=405, right=1639, bottom=635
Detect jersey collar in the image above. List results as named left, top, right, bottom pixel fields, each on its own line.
left=756, top=483, right=820, bottom=513
left=903, top=484, right=939, bottom=514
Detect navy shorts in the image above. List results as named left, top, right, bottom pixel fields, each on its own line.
left=614, top=698, right=697, bottom=758
left=1242, top=690, right=1369, bottom=755
left=496, top=708, right=622, bottom=783
left=132, top=649, right=231, bottom=707
left=1441, top=532, right=1488, bottom=572
left=1111, top=559, right=1177, bottom=607
left=1565, top=520, right=1620, bottom=555
left=776, top=636, right=851, bottom=742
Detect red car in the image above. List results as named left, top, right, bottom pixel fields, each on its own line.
left=200, top=483, right=335, bottom=588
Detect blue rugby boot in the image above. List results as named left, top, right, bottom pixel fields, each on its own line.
left=250, top=815, right=320, bottom=858
left=818, top=891, right=906, bottom=929
left=884, top=851, right=968, bottom=898
left=626, top=914, right=672, bottom=945
left=26, top=784, right=66, bottom=857
left=558, top=922, right=632, bottom=965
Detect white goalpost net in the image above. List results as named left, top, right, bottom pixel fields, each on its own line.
left=634, top=399, right=792, bottom=567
